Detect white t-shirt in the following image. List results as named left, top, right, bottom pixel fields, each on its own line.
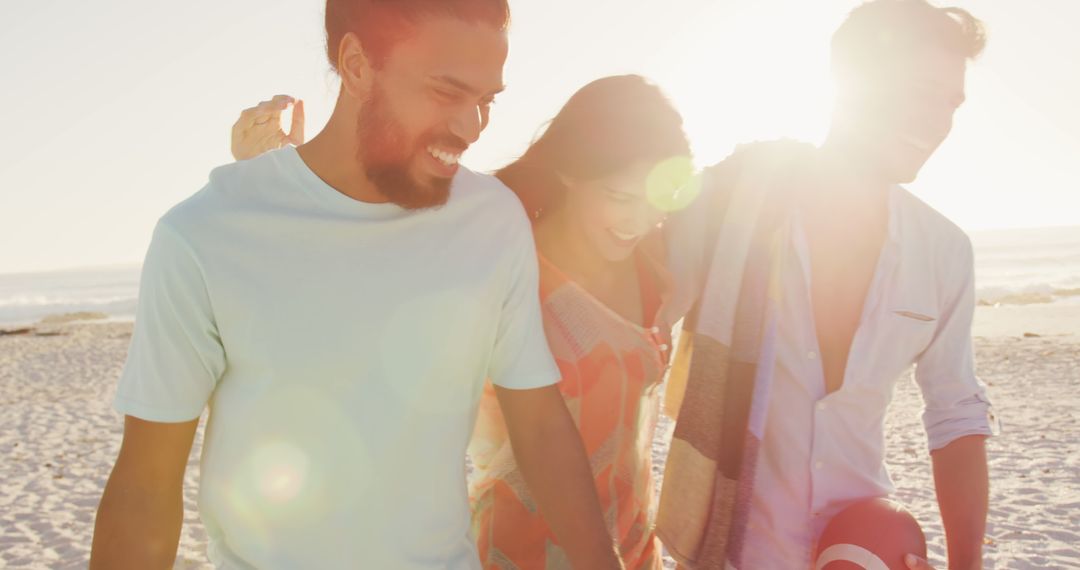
left=115, top=147, right=559, bottom=569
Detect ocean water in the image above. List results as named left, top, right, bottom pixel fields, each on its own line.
left=970, top=225, right=1080, bottom=306
left=1, top=226, right=1078, bottom=327
left=0, top=264, right=141, bottom=327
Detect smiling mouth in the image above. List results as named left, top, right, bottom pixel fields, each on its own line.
left=427, top=146, right=462, bottom=167
left=608, top=229, right=641, bottom=245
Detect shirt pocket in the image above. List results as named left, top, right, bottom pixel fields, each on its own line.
left=845, top=307, right=940, bottom=399
left=888, top=306, right=940, bottom=359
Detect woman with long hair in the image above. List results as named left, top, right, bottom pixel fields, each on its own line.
left=231, top=74, right=692, bottom=569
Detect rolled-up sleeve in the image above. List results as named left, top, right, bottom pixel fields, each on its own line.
left=914, top=236, right=996, bottom=451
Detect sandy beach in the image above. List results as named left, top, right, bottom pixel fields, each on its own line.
left=2, top=309, right=1078, bottom=569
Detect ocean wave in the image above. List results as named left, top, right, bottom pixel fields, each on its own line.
left=0, top=294, right=136, bottom=308
left=977, top=286, right=1080, bottom=307
left=0, top=297, right=138, bottom=326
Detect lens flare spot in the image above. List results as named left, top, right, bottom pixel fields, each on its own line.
left=647, top=155, right=701, bottom=213
left=250, top=442, right=309, bottom=504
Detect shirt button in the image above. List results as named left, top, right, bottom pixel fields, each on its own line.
left=817, top=402, right=827, bottom=412
left=815, top=461, right=823, bottom=470
left=807, top=351, right=818, bottom=360
left=650, top=326, right=661, bottom=334
left=659, top=344, right=670, bottom=351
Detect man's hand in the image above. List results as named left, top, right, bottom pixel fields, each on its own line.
left=231, top=94, right=305, bottom=161
left=494, top=384, right=624, bottom=570
left=90, top=416, right=199, bottom=569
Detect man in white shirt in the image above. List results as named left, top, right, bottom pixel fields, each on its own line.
left=661, top=2, right=995, bottom=568
left=90, top=1, right=622, bottom=568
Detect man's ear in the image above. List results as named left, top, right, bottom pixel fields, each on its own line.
left=338, top=32, right=374, bottom=98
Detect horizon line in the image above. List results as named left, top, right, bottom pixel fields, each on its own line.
left=2, top=223, right=1078, bottom=278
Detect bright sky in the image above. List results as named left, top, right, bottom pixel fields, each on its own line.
left=1, top=0, right=1077, bottom=274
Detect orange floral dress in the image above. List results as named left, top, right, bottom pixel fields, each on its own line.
left=469, top=247, right=672, bottom=570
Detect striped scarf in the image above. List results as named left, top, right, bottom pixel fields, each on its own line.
left=656, top=141, right=815, bottom=569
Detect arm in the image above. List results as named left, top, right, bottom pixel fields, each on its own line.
left=90, top=416, right=199, bottom=569
left=231, top=94, right=305, bottom=160
left=484, top=206, right=621, bottom=567
left=92, top=221, right=225, bottom=566
left=932, top=435, right=989, bottom=569
left=910, top=236, right=995, bottom=569
left=495, top=385, right=623, bottom=570
left=905, top=435, right=989, bottom=570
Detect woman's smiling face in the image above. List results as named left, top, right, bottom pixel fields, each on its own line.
left=561, top=160, right=667, bottom=263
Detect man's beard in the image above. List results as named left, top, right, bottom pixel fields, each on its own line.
left=355, top=87, right=462, bottom=210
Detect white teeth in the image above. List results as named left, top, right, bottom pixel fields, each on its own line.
left=610, top=229, right=638, bottom=241
left=427, top=147, right=461, bottom=166
left=900, top=134, right=932, bottom=152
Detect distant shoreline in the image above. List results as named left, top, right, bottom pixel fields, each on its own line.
left=3, top=296, right=1080, bottom=334
left=2, top=225, right=1078, bottom=278
left=4, top=300, right=1078, bottom=346
left=2, top=224, right=1078, bottom=327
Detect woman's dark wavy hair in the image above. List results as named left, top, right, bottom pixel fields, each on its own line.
left=496, top=75, right=691, bottom=220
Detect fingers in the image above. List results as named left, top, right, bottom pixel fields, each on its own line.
left=287, top=99, right=305, bottom=146
left=253, top=95, right=292, bottom=126
left=237, top=95, right=295, bottom=130
left=904, top=554, right=936, bottom=570
left=231, top=94, right=304, bottom=160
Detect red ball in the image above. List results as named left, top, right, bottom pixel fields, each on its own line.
left=814, top=498, right=927, bottom=570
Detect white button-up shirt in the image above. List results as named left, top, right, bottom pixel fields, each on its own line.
left=669, top=184, right=996, bottom=568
